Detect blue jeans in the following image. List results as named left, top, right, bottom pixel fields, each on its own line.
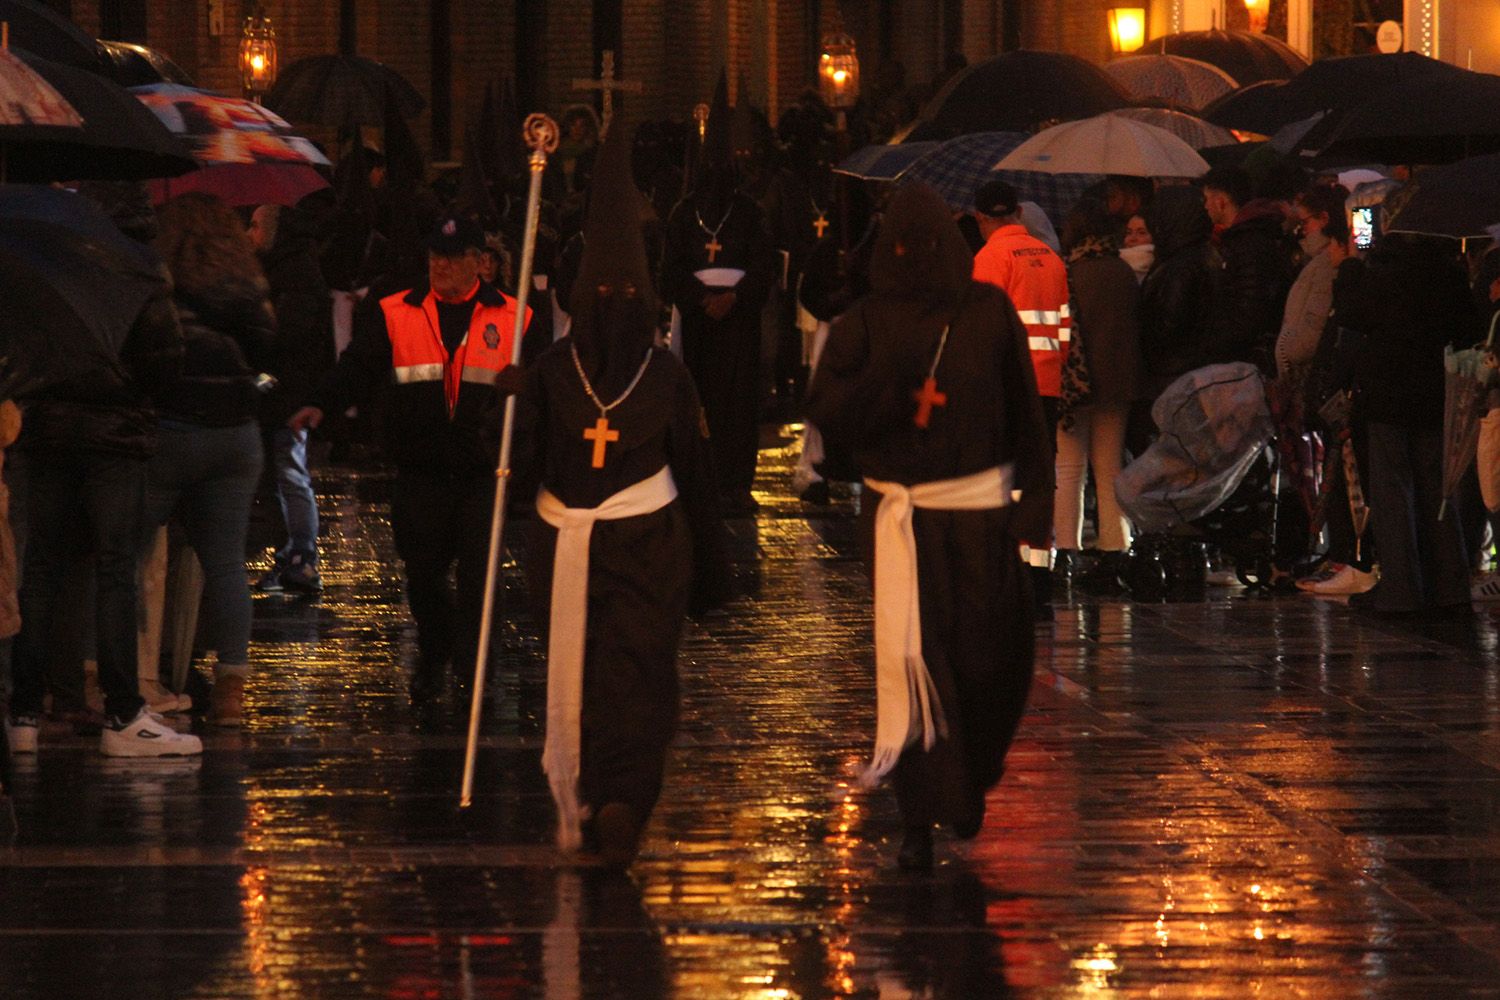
left=143, top=421, right=263, bottom=669
left=271, top=427, right=319, bottom=566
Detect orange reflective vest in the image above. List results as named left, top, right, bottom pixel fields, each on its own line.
left=972, top=224, right=1072, bottom=397
left=380, top=283, right=530, bottom=417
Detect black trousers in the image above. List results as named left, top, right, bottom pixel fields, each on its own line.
left=390, top=469, right=496, bottom=678
left=11, top=448, right=146, bottom=721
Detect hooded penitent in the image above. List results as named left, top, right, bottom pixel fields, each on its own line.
left=869, top=182, right=974, bottom=312
left=569, top=115, right=659, bottom=399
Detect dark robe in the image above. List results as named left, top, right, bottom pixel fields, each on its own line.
left=659, top=191, right=775, bottom=498
left=514, top=340, right=729, bottom=822
left=806, top=183, right=1053, bottom=834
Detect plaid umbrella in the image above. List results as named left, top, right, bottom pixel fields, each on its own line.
left=897, top=131, right=1101, bottom=226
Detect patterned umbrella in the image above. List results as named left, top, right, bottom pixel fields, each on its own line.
left=0, top=45, right=81, bottom=127
left=1107, top=108, right=1237, bottom=150
left=896, top=131, right=1100, bottom=226
left=834, top=141, right=939, bottom=181
left=1105, top=55, right=1238, bottom=110
left=133, top=84, right=330, bottom=166
left=994, top=116, right=1210, bottom=178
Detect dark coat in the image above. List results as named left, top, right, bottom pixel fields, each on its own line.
left=1140, top=187, right=1215, bottom=396
left=1339, top=237, right=1483, bottom=429
left=163, top=278, right=278, bottom=427
left=1068, top=253, right=1143, bottom=406
left=259, top=213, right=334, bottom=427
left=1204, top=200, right=1298, bottom=372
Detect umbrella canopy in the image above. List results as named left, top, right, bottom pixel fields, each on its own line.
left=1107, top=107, right=1236, bottom=150
left=1309, top=71, right=1500, bottom=165
left=0, top=0, right=100, bottom=71
left=1207, top=52, right=1466, bottom=136
left=903, top=50, right=1131, bottom=142
left=1139, top=29, right=1307, bottom=86
left=264, top=54, right=426, bottom=127
left=896, top=131, right=1100, bottom=224
left=1104, top=54, right=1238, bottom=110
left=994, top=116, right=1210, bottom=178
left=1200, top=79, right=1284, bottom=136
left=0, top=185, right=168, bottom=393
left=147, top=162, right=328, bottom=207
left=96, top=40, right=194, bottom=88
left=4, top=51, right=194, bottom=181
left=133, top=84, right=330, bottom=167
left=833, top=141, right=938, bottom=181
left=1384, top=154, right=1500, bottom=238
left=0, top=46, right=81, bottom=126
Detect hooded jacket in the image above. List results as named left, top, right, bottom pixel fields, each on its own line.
left=1140, top=186, right=1215, bottom=394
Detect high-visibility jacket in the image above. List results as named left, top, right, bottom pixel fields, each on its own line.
left=320, top=280, right=530, bottom=475
left=972, top=223, right=1072, bottom=397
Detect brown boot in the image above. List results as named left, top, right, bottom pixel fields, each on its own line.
left=209, top=674, right=245, bottom=727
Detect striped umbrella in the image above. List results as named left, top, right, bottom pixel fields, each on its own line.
left=0, top=46, right=80, bottom=127
left=897, top=131, right=1102, bottom=226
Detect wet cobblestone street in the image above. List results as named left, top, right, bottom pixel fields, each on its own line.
left=6, top=428, right=1500, bottom=998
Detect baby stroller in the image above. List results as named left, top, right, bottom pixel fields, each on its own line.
left=1115, top=363, right=1290, bottom=600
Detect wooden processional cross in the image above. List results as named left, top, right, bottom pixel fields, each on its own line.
left=583, top=416, right=620, bottom=468
left=571, top=50, right=643, bottom=135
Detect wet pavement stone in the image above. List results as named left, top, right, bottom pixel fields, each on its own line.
left=5, top=425, right=1500, bottom=998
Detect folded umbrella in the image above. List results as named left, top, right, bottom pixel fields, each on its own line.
left=1440, top=328, right=1498, bottom=519
left=994, top=115, right=1210, bottom=178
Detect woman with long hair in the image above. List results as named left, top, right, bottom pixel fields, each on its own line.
left=152, top=193, right=277, bottom=725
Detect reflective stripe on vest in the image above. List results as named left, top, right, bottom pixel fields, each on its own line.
left=394, top=363, right=444, bottom=384
left=381, top=288, right=530, bottom=416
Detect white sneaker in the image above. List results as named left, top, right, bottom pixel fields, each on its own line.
left=100, top=708, right=202, bottom=757
left=5, top=716, right=38, bottom=754
left=1473, top=572, right=1500, bottom=603
left=1306, top=564, right=1378, bottom=596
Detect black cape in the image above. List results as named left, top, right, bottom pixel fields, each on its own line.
left=659, top=191, right=775, bottom=497
left=514, top=340, right=729, bottom=821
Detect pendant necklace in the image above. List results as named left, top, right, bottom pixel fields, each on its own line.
left=809, top=192, right=830, bottom=240
left=912, top=325, right=951, bottom=430
left=571, top=344, right=654, bottom=468
left=695, top=202, right=733, bottom=263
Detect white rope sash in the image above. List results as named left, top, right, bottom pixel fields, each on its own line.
left=535, top=465, right=679, bottom=849
left=859, top=465, right=1014, bottom=787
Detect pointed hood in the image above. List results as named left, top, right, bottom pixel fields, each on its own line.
left=870, top=183, right=973, bottom=309
left=382, top=94, right=425, bottom=195
left=496, top=78, right=527, bottom=184
left=454, top=124, right=500, bottom=227
left=732, top=72, right=756, bottom=157
left=702, top=70, right=733, bottom=172
left=474, top=80, right=501, bottom=185
left=569, top=116, right=659, bottom=391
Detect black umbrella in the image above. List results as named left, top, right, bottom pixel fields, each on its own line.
left=96, top=40, right=195, bottom=87
left=1205, top=52, right=1464, bottom=135
left=0, top=185, right=168, bottom=394
left=903, top=50, right=1131, bottom=142
left=1311, top=71, right=1500, bottom=165
left=264, top=54, right=426, bottom=127
left=1140, top=29, right=1307, bottom=86
left=1384, top=154, right=1500, bottom=238
left=4, top=51, right=194, bottom=181
left=0, top=0, right=101, bottom=71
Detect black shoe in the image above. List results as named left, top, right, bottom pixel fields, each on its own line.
left=1077, top=552, right=1128, bottom=596
left=897, top=826, right=934, bottom=872
left=279, top=559, right=324, bottom=594
left=593, top=802, right=641, bottom=868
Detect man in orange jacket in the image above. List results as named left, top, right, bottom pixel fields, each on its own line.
left=972, top=180, right=1070, bottom=607
left=290, top=216, right=532, bottom=702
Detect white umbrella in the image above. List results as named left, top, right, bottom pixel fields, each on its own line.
left=1107, top=107, right=1237, bottom=149
left=993, top=115, right=1210, bottom=178
left=0, top=47, right=81, bottom=127
left=1104, top=54, right=1238, bottom=110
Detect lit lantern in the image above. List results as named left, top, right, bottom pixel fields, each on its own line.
left=1244, top=0, right=1269, bottom=33
left=239, top=11, right=277, bottom=101
left=818, top=30, right=860, bottom=111
left=1107, top=7, right=1147, bottom=54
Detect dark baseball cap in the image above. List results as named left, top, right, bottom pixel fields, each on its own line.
left=974, top=179, right=1019, bottom=218
left=427, top=215, right=485, bottom=255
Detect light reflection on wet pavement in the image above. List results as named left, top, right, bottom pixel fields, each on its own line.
left=5, top=426, right=1500, bottom=998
